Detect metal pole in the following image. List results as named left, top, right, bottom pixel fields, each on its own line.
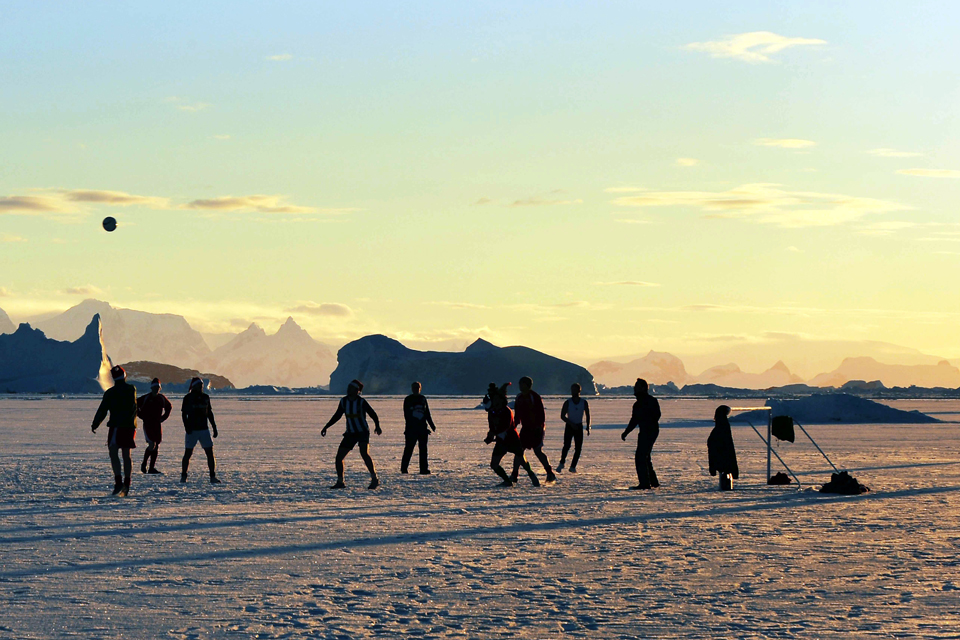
left=795, top=421, right=840, bottom=473
left=766, top=410, right=772, bottom=482
left=746, top=421, right=802, bottom=489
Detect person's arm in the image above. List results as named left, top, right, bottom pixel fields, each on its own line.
left=402, top=396, right=412, bottom=423
left=91, top=394, right=109, bottom=432
left=181, top=396, right=192, bottom=432
left=535, top=394, right=545, bottom=426
left=560, top=399, right=570, bottom=425
left=424, top=397, right=436, bottom=432
left=585, top=400, right=591, bottom=434
left=653, top=398, right=661, bottom=423
left=136, top=395, right=145, bottom=420
left=321, top=399, right=345, bottom=437
left=160, top=396, right=172, bottom=423
left=622, top=405, right=638, bottom=441
left=364, top=400, right=382, bottom=435
left=207, top=397, right=218, bottom=438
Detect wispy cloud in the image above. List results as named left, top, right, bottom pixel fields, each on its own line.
left=285, top=302, right=353, bottom=317
left=267, top=54, right=293, bottom=61
left=615, top=219, right=654, bottom=225
left=62, top=189, right=169, bottom=208
left=675, top=158, right=699, bottom=167
left=183, top=195, right=325, bottom=214
left=165, top=96, right=211, bottom=112
left=1, top=233, right=27, bottom=243
left=63, top=285, right=104, bottom=296
left=685, top=31, right=826, bottom=63
left=858, top=221, right=919, bottom=236
left=597, top=281, right=661, bottom=287
left=0, top=287, right=11, bottom=297
left=604, top=187, right=645, bottom=193
left=212, top=134, right=231, bottom=140
left=0, top=195, right=68, bottom=215
left=868, top=148, right=922, bottom=158
left=429, top=301, right=491, bottom=310
left=896, top=168, right=960, bottom=178
left=753, top=138, right=816, bottom=149
left=474, top=197, right=493, bottom=206
left=611, top=183, right=908, bottom=228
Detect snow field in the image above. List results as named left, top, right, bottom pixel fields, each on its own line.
left=1, top=396, right=959, bottom=639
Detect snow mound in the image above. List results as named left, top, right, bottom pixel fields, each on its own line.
left=733, top=393, right=938, bottom=424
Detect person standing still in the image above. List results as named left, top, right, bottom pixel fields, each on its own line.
left=621, top=378, right=661, bottom=490
left=180, top=377, right=221, bottom=485
left=557, top=383, right=590, bottom=473
left=91, top=365, right=138, bottom=496
left=401, top=382, right=437, bottom=475
left=137, top=378, right=172, bottom=474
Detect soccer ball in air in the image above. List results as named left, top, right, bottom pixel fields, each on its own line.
left=102, top=217, right=117, bottom=232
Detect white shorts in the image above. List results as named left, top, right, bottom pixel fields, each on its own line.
left=185, top=429, right=214, bottom=450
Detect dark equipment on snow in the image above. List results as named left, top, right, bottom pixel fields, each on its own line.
left=820, top=471, right=870, bottom=495
left=767, top=472, right=792, bottom=485
left=771, top=415, right=795, bottom=443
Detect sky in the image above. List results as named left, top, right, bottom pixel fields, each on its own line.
left=2, top=1, right=959, bottom=368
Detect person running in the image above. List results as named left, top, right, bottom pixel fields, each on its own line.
left=401, top=381, right=437, bottom=475
left=91, top=365, right=139, bottom=496
left=137, top=378, right=172, bottom=474
left=557, top=383, right=591, bottom=473
left=512, top=376, right=556, bottom=483
left=180, top=377, right=221, bottom=485
left=621, top=378, right=661, bottom=490
left=321, top=379, right=382, bottom=489
left=707, top=405, right=739, bottom=489
left=484, top=383, right=539, bottom=487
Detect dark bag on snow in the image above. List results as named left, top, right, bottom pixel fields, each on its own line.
left=771, top=415, right=795, bottom=443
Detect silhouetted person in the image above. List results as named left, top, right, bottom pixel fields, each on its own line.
left=180, top=377, right=220, bottom=484
left=512, top=376, right=556, bottom=483
left=91, top=365, right=138, bottom=496
left=557, top=383, right=591, bottom=473
left=321, top=379, right=381, bottom=489
left=484, top=383, right=538, bottom=487
left=621, top=378, right=660, bottom=490
left=708, top=405, right=739, bottom=488
left=401, top=381, right=436, bottom=475
left=137, top=377, right=172, bottom=474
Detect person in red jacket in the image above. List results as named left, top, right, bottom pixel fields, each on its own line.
left=484, top=382, right=539, bottom=487
left=137, top=378, right=172, bottom=474
left=511, top=376, right=557, bottom=483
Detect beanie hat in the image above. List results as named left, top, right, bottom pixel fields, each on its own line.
left=348, top=379, right=364, bottom=392
left=110, top=365, right=126, bottom=381
left=189, top=377, right=203, bottom=390
left=150, top=378, right=161, bottom=390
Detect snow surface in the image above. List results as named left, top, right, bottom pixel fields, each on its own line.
left=1, top=396, right=959, bottom=638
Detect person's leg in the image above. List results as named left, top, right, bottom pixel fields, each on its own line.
left=570, top=427, right=583, bottom=472
left=558, top=425, right=573, bottom=471
left=149, top=444, right=160, bottom=472
left=517, top=452, right=540, bottom=487
left=108, top=446, right=123, bottom=493
left=121, top=448, right=132, bottom=486
left=534, top=446, right=555, bottom=480
left=141, top=442, right=153, bottom=473
left=358, top=442, right=378, bottom=489
left=203, top=447, right=218, bottom=482
left=647, top=429, right=660, bottom=487
left=418, top=434, right=430, bottom=474
left=634, top=436, right=652, bottom=489
left=400, top=433, right=415, bottom=473
left=490, top=442, right=511, bottom=484
left=182, top=448, right=193, bottom=482
left=333, top=444, right=350, bottom=488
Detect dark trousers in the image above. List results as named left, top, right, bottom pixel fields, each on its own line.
left=634, top=426, right=660, bottom=488
left=559, top=423, right=583, bottom=469
left=401, top=432, right=429, bottom=473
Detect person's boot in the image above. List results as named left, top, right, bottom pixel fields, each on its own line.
left=210, top=474, right=222, bottom=484
left=148, top=467, right=162, bottom=474
left=545, top=468, right=557, bottom=483
left=180, top=472, right=188, bottom=484
left=118, top=478, right=130, bottom=497
left=367, top=476, right=380, bottom=490
left=141, top=455, right=148, bottom=474
left=330, top=478, right=346, bottom=489
left=525, top=464, right=541, bottom=488
left=556, top=461, right=565, bottom=473
left=494, top=466, right=513, bottom=487
left=400, top=467, right=408, bottom=474
left=569, top=465, right=577, bottom=473
left=112, top=476, right=123, bottom=495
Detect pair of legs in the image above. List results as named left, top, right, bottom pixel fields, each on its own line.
left=181, top=429, right=219, bottom=483
left=557, top=423, right=583, bottom=472
left=634, top=427, right=660, bottom=489
left=141, top=441, right=160, bottom=473
left=400, top=432, right=429, bottom=474
left=332, top=432, right=378, bottom=489
left=491, top=439, right=538, bottom=487
left=108, top=445, right=132, bottom=493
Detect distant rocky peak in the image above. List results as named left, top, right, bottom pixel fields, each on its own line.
left=769, top=360, right=791, bottom=373
left=276, top=316, right=308, bottom=337
left=465, top=338, right=499, bottom=353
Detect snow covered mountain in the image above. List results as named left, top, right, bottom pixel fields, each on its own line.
left=0, top=307, right=14, bottom=335
left=693, top=361, right=804, bottom=390
left=807, top=357, right=960, bottom=389
left=197, top=317, right=337, bottom=388
left=32, top=299, right=210, bottom=368
left=0, top=314, right=111, bottom=393
left=589, top=351, right=691, bottom=387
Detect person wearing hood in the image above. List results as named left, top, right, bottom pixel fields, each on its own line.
left=91, top=365, right=138, bottom=496
left=707, top=405, right=739, bottom=489
left=180, top=377, right=220, bottom=485
left=137, top=378, right=172, bottom=474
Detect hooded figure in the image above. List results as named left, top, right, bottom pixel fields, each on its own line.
left=707, top=405, right=739, bottom=480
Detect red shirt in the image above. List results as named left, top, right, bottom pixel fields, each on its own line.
left=514, top=391, right=545, bottom=430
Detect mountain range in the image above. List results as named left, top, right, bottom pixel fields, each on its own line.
left=197, top=317, right=337, bottom=388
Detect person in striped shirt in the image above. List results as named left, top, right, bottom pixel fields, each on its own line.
left=321, top=379, right=382, bottom=489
